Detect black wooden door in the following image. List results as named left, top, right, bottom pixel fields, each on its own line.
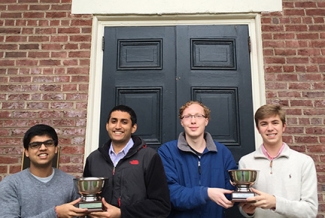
left=100, top=24, right=255, bottom=159
left=100, top=24, right=254, bottom=218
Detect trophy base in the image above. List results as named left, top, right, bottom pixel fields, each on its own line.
left=231, top=192, right=255, bottom=202
left=78, top=201, right=105, bottom=212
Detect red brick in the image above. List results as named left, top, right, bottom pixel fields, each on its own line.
left=297, top=33, right=320, bottom=40
left=64, top=43, right=78, bottom=49
left=19, top=44, right=39, bottom=50
left=43, top=94, right=64, bottom=101
left=71, top=76, right=88, bottom=82
left=10, top=165, right=21, bottom=174
left=58, top=28, right=80, bottom=34
left=306, top=127, right=325, bottom=134
left=5, top=52, right=27, bottom=58
left=29, top=5, right=50, bottom=10
left=71, top=20, right=92, bottom=26
left=0, top=166, right=8, bottom=174
left=59, top=164, right=83, bottom=174
left=8, top=4, right=28, bottom=10
left=70, top=35, right=91, bottom=42
left=265, top=57, right=286, bottom=64
left=303, top=92, right=325, bottom=98
left=276, top=74, right=298, bottom=81
left=28, top=52, right=50, bottom=58
left=39, top=111, right=63, bottom=118
left=285, top=25, right=308, bottom=32
left=63, top=110, right=87, bottom=118
left=304, top=109, right=325, bottom=116
left=295, top=2, right=316, bottom=8
left=1, top=12, right=23, bottom=18
left=23, top=12, right=45, bottom=18
left=274, top=49, right=296, bottom=56
left=0, top=156, right=19, bottom=164
left=288, top=83, right=311, bottom=89
left=285, top=127, right=304, bottom=134
left=67, top=67, right=89, bottom=74
left=62, top=84, right=77, bottom=91
left=39, top=59, right=61, bottom=66
left=283, top=9, right=306, bottom=16
left=2, top=102, right=25, bottom=110
left=66, top=93, right=88, bottom=101
left=35, top=28, right=56, bottom=34
left=278, top=91, right=301, bottom=97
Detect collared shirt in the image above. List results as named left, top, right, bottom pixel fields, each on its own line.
left=109, top=138, right=134, bottom=167
left=262, top=143, right=285, bottom=160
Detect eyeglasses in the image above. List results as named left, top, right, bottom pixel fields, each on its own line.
left=181, top=114, right=206, bottom=120
left=28, top=140, right=55, bottom=150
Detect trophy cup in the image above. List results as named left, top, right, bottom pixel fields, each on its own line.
left=228, top=169, right=258, bottom=202
left=74, top=177, right=108, bottom=212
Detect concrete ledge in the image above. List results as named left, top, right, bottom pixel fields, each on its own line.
left=72, top=0, right=282, bottom=14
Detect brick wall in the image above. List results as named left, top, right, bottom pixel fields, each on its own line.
left=0, top=0, right=324, bottom=216
left=261, top=2, right=325, bottom=217
left=0, top=0, right=92, bottom=178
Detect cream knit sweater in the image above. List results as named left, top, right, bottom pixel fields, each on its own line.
left=239, top=143, right=318, bottom=218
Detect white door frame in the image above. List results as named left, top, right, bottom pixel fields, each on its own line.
left=85, top=14, right=265, bottom=162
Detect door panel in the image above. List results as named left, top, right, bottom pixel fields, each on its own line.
left=176, top=25, right=255, bottom=162
left=100, top=26, right=176, bottom=150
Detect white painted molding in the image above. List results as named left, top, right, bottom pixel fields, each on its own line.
left=72, top=0, right=282, bottom=14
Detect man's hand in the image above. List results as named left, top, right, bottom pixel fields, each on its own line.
left=207, top=188, right=234, bottom=208
left=89, top=198, right=121, bottom=218
left=240, top=202, right=256, bottom=215
left=245, top=188, right=276, bottom=210
left=55, top=198, right=88, bottom=218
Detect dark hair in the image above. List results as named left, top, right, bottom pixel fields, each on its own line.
left=254, top=104, right=286, bottom=127
left=107, top=105, right=137, bottom=126
left=23, top=124, right=58, bottom=149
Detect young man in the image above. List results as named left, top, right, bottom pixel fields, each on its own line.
left=239, top=104, right=318, bottom=218
left=158, top=101, right=237, bottom=218
left=83, top=105, right=171, bottom=218
left=0, top=124, right=88, bottom=218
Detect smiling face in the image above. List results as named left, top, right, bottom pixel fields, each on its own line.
left=257, top=115, right=286, bottom=148
left=106, top=110, right=137, bottom=148
left=24, top=135, right=58, bottom=169
left=180, top=103, right=209, bottom=139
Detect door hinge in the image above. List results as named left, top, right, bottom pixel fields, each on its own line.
left=102, top=36, right=105, bottom=51
left=248, top=36, right=251, bottom=53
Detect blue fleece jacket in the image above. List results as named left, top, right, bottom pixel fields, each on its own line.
left=158, top=132, right=237, bottom=218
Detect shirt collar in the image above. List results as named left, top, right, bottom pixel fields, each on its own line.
left=254, top=143, right=290, bottom=159
left=109, top=138, right=134, bottom=156
left=262, top=143, right=285, bottom=160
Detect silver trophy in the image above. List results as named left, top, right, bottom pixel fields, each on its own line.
left=74, top=177, right=108, bottom=212
left=228, top=169, right=258, bottom=202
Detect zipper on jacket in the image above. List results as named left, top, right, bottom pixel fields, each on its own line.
left=110, top=166, right=116, bottom=204
left=198, top=156, right=202, bottom=185
left=270, top=160, right=273, bottom=174
left=198, top=159, right=201, bottom=175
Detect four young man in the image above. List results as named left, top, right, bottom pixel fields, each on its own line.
left=0, top=103, right=318, bottom=217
